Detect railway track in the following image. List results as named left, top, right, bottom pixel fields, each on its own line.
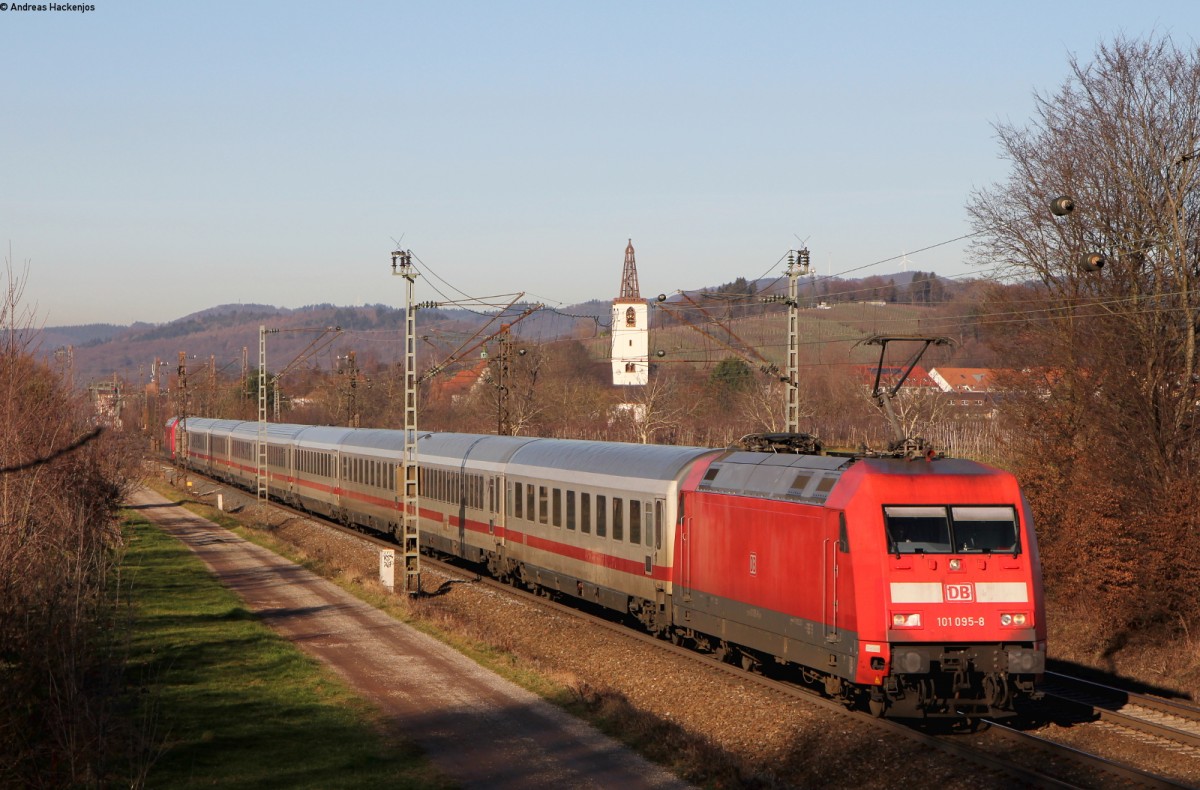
left=1040, top=671, right=1200, bottom=751
left=419, top=552, right=1198, bottom=789
left=167, top=471, right=1198, bottom=789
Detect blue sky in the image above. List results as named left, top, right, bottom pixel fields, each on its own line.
left=2, top=1, right=1196, bottom=326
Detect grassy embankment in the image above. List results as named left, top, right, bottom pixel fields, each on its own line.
left=121, top=509, right=452, bottom=789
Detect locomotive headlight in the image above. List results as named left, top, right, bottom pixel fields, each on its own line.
left=949, top=558, right=962, bottom=571
left=1000, top=613, right=1027, bottom=627
left=891, top=613, right=922, bottom=628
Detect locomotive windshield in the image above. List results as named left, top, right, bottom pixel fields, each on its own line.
left=884, top=505, right=1019, bottom=555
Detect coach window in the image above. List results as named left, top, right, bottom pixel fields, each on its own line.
left=526, top=484, right=535, bottom=522
left=566, top=490, right=576, bottom=530
left=513, top=482, right=524, bottom=518
left=612, top=497, right=624, bottom=542
left=539, top=486, right=549, bottom=525
left=596, top=494, right=607, bottom=538
left=581, top=492, right=592, bottom=534
left=646, top=501, right=655, bottom=547
left=629, top=499, right=641, bottom=544
left=552, top=488, right=562, bottom=527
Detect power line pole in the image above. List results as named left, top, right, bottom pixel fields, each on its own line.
left=177, top=351, right=189, bottom=488
left=785, top=248, right=809, bottom=433
left=342, top=350, right=361, bottom=428
left=494, top=327, right=511, bottom=435
left=391, top=249, right=421, bottom=595
left=257, top=325, right=271, bottom=501
left=241, top=346, right=249, bottom=413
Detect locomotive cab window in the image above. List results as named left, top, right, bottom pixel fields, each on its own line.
left=884, top=505, right=1020, bottom=555
left=951, top=506, right=1019, bottom=554
left=884, top=506, right=952, bottom=554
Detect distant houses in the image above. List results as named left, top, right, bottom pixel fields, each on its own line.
left=856, top=364, right=1012, bottom=417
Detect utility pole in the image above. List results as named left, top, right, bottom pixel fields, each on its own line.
left=177, top=351, right=189, bottom=487
left=758, top=248, right=810, bottom=433
left=343, top=350, right=361, bottom=428
left=391, top=249, right=421, bottom=595
left=785, top=248, right=810, bottom=433
left=494, top=327, right=512, bottom=435
left=257, top=326, right=272, bottom=501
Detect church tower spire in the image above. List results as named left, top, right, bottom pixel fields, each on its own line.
left=619, top=239, right=641, bottom=299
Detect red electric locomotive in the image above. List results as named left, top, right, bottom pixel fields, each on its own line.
left=674, top=449, right=1045, bottom=717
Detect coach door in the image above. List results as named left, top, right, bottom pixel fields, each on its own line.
left=489, top=474, right=505, bottom=547
left=644, top=499, right=664, bottom=576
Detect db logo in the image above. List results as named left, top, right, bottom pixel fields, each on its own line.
left=945, top=583, right=974, bottom=602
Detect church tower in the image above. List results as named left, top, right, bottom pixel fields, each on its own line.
left=611, top=239, right=649, bottom=386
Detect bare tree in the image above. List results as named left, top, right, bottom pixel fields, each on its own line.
left=966, top=34, right=1200, bottom=634
left=0, top=262, right=148, bottom=786
left=612, top=366, right=700, bottom=445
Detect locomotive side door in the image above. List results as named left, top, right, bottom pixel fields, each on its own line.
left=678, top=492, right=693, bottom=602
left=823, top=510, right=846, bottom=643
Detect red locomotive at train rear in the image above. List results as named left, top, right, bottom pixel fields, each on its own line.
left=676, top=452, right=1045, bottom=718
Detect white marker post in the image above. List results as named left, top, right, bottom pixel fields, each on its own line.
left=379, top=548, right=396, bottom=591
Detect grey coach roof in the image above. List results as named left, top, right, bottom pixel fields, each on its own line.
left=419, top=433, right=543, bottom=465
left=508, top=438, right=717, bottom=481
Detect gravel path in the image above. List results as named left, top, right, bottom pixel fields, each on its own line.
left=129, top=486, right=691, bottom=790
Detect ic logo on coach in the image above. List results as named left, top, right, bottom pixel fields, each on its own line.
left=945, top=583, right=974, bottom=602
